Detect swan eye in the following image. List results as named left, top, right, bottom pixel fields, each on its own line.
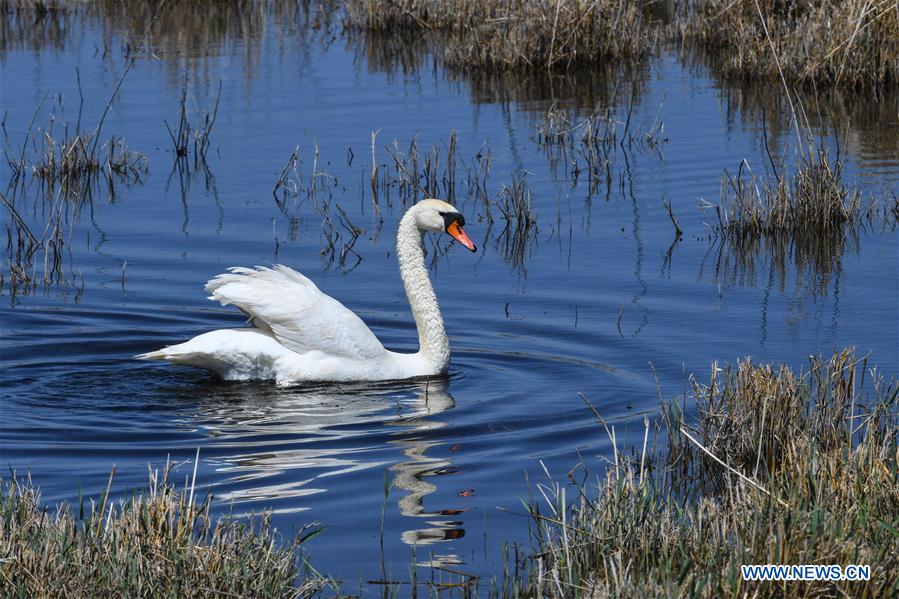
left=441, top=212, right=465, bottom=229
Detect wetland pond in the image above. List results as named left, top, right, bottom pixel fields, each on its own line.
left=1, top=3, right=897, bottom=588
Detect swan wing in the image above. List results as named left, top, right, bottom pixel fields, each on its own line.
left=205, top=265, right=386, bottom=360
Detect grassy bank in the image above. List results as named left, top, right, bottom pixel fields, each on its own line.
left=0, top=464, right=326, bottom=598
left=676, top=0, right=899, bottom=88
left=344, top=0, right=898, bottom=87
left=506, top=348, right=898, bottom=597
left=344, top=0, right=659, bottom=71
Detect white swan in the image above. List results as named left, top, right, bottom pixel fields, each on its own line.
left=137, top=199, right=476, bottom=384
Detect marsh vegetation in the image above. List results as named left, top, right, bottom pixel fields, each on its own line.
left=345, top=0, right=899, bottom=89
left=4, top=349, right=895, bottom=597
left=166, top=80, right=222, bottom=171
left=2, top=90, right=147, bottom=298
left=344, top=0, right=659, bottom=71
left=2, top=1, right=898, bottom=596
left=676, top=0, right=899, bottom=89
left=0, top=462, right=326, bottom=598
left=707, top=145, right=897, bottom=293
left=502, top=349, right=898, bottom=598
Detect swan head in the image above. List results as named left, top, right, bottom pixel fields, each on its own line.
left=413, top=199, right=477, bottom=252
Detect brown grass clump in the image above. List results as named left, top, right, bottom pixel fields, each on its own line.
left=706, top=147, right=895, bottom=293
left=495, top=174, right=537, bottom=270
left=677, top=0, right=899, bottom=88
left=0, top=465, right=326, bottom=598
left=505, top=349, right=898, bottom=598
left=344, top=0, right=658, bottom=71
left=32, top=130, right=147, bottom=201
left=715, top=149, right=863, bottom=240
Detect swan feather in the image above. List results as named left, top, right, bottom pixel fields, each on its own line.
left=204, top=265, right=386, bottom=361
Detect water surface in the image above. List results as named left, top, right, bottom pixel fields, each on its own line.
left=2, top=4, right=897, bottom=586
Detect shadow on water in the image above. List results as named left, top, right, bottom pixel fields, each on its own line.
left=0, top=0, right=337, bottom=80
left=348, top=24, right=653, bottom=119
left=713, top=77, right=899, bottom=173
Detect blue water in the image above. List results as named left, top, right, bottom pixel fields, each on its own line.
left=1, top=4, right=897, bottom=587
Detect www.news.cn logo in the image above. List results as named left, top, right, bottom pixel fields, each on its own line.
left=741, top=564, right=871, bottom=581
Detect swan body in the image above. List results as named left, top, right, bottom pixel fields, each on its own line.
left=137, top=199, right=476, bottom=385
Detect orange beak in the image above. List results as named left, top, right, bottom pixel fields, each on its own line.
left=447, top=221, right=476, bottom=252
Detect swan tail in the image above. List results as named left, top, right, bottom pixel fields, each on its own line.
left=136, top=329, right=298, bottom=381
left=134, top=341, right=219, bottom=370
left=135, top=348, right=169, bottom=361
left=135, top=342, right=207, bottom=365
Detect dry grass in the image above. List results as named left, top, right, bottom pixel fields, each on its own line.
left=496, top=174, right=538, bottom=271
left=6, top=1, right=894, bottom=88
left=344, top=0, right=658, bottom=71
left=713, top=149, right=865, bottom=240
left=166, top=79, right=222, bottom=170
left=706, top=147, right=895, bottom=293
left=2, top=350, right=896, bottom=597
left=505, top=348, right=898, bottom=598
left=537, top=94, right=666, bottom=200
left=2, top=92, right=147, bottom=299
left=0, top=463, right=327, bottom=598
left=32, top=130, right=147, bottom=201
left=677, top=0, right=899, bottom=88
left=347, top=0, right=898, bottom=85
left=376, top=131, right=461, bottom=208
left=2, top=92, right=148, bottom=204
left=269, top=143, right=363, bottom=271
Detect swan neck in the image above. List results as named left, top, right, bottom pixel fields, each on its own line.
left=397, top=211, right=449, bottom=372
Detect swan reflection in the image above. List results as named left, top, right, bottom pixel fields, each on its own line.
left=385, top=384, right=465, bottom=557
left=185, top=377, right=463, bottom=554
